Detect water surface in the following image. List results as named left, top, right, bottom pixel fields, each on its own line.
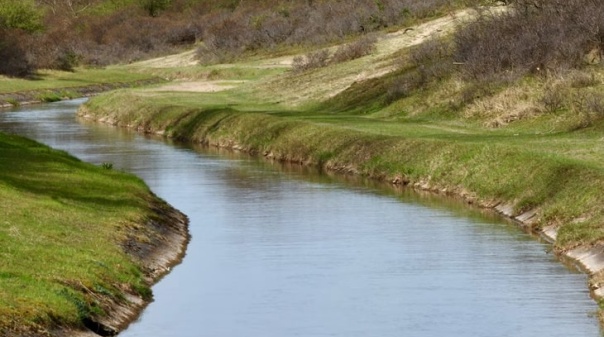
left=0, top=100, right=600, bottom=337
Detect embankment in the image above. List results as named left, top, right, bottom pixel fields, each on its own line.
left=0, top=78, right=163, bottom=109
left=0, top=132, right=189, bottom=337
left=78, top=92, right=604, bottom=307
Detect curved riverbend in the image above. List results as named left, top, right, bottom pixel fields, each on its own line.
left=1, top=100, right=601, bottom=336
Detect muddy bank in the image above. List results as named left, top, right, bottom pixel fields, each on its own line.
left=38, top=197, right=190, bottom=337
left=0, top=78, right=162, bottom=109
left=61, top=197, right=189, bottom=337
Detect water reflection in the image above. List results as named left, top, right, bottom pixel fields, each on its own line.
left=0, top=100, right=601, bottom=337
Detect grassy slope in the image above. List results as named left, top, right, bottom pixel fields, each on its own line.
left=0, top=131, right=179, bottom=335
left=0, top=69, right=154, bottom=93
left=81, top=87, right=604, bottom=249
left=0, top=67, right=161, bottom=107
left=72, top=4, right=604, bottom=321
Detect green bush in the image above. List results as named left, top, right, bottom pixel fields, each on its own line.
left=0, top=0, right=43, bottom=32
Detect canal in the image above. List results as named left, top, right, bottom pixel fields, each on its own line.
left=0, top=99, right=600, bottom=336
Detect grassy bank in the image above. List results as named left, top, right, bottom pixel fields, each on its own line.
left=77, top=3, right=604, bottom=323
left=0, top=132, right=187, bottom=336
left=79, top=89, right=604, bottom=250
left=0, top=68, right=161, bottom=107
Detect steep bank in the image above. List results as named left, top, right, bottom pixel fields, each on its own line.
left=0, top=132, right=189, bottom=337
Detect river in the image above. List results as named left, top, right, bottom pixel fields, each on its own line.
left=0, top=99, right=601, bottom=337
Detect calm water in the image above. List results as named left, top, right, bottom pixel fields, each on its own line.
left=0, top=99, right=601, bottom=337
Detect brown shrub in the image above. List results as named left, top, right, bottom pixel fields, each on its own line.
left=454, top=0, right=604, bottom=82
left=331, top=35, right=377, bottom=64
left=292, top=49, right=331, bottom=73
left=195, top=0, right=476, bottom=64
left=0, top=29, right=35, bottom=77
left=540, top=85, right=567, bottom=113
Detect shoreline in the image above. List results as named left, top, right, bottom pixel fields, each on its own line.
left=0, top=78, right=163, bottom=110
left=0, top=126, right=189, bottom=337
left=60, top=197, right=190, bottom=337
left=78, top=105, right=604, bottom=315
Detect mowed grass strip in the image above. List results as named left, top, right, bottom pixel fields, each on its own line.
left=0, top=132, right=156, bottom=334
left=0, top=68, right=157, bottom=94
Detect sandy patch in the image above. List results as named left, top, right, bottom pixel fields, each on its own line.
left=151, top=80, right=246, bottom=93
left=133, top=50, right=199, bottom=68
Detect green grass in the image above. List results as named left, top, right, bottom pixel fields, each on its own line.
left=81, top=40, right=604, bottom=252
left=0, top=132, right=164, bottom=335
left=0, top=68, right=156, bottom=94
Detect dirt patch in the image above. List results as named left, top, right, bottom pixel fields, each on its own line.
left=132, top=50, right=199, bottom=69
left=150, top=80, right=246, bottom=93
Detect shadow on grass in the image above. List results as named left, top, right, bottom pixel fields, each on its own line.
left=0, top=133, right=146, bottom=210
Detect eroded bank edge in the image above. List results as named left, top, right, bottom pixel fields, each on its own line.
left=61, top=197, right=190, bottom=337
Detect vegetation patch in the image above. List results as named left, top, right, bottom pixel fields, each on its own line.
left=0, top=132, right=187, bottom=336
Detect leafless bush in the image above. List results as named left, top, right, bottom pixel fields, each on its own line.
left=568, top=71, right=600, bottom=88
left=195, top=0, right=477, bottom=64
left=331, top=35, right=377, bottom=64
left=386, top=37, right=454, bottom=103
left=454, top=0, right=604, bottom=82
left=292, top=50, right=331, bottom=73
left=540, top=85, right=567, bottom=113
left=386, top=69, right=428, bottom=102
left=409, top=38, right=450, bottom=67
left=580, top=92, right=604, bottom=117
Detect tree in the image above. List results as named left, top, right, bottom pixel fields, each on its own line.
left=0, top=0, right=44, bottom=32
left=0, top=29, right=35, bottom=76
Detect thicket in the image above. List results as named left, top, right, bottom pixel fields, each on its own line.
left=455, top=0, right=604, bottom=82
left=384, top=0, right=604, bottom=113
left=0, top=0, right=465, bottom=76
left=196, top=0, right=459, bottom=64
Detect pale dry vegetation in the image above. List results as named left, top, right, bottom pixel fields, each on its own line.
left=0, top=0, right=471, bottom=77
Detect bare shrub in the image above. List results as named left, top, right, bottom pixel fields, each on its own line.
left=454, top=0, right=604, bottom=82
left=386, top=37, right=454, bottom=104
left=292, top=49, right=330, bottom=73
left=331, top=34, right=377, bottom=64
left=540, top=85, right=567, bottom=113
left=567, top=71, right=600, bottom=88
left=580, top=92, right=604, bottom=117
left=195, top=0, right=478, bottom=64
left=386, top=69, right=428, bottom=102
left=409, top=38, right=450, bottom=67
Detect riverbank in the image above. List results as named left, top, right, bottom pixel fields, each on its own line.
left=0, top=68, right=163, bottom=109
left=77, top=6, right=604, bottom=323
left=80, top=89, right=604, bottom=319
left=0, top=131, right=189, bottom=336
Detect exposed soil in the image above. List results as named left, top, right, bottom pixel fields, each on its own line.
left=59, top=198, right=190, bottom=337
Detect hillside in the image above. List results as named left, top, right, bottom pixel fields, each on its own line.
left=0, top=0, right=475, bottom=76
left=79, top=0, right=604, bottom=323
